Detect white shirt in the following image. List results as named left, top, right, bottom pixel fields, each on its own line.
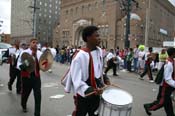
left=163, top=61, right=175, bottom=88
left=17, top=48, right=42, bottom=70
left=70, top=47, right=103, bottom=97
left=106, top=52, right=115, bottom=61
left=9, top=47, right=23, bottom=68
left=138, top=51, right=145, bottom=61
left=41, top=46, right=47, bottom=53
left=133, top=48, right=139, bottom=58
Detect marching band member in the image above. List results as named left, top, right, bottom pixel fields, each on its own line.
left=64, top=26, right=110, bottom=116
left=139, top=47, right=154, bottom=82
left=104, top=49, right=118, bottom=76
left=17, top=38, right=43, bottom=116
left=7, top=40, right=22, bottom=94
left=143, top=47, right=175, bottom=116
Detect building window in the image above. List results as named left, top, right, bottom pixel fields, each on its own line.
left=95, top=2, right=98, bottom=8
left=49, top=15, right=51, bottom=18
left=39, top=18, right=42, bottom=23
left=76, top=7, right=78, bottom=13
left=39, top=1, right=42, bottom=5
left=82, top=5, right=84, bottom=13
left=49, top=4, right=52, bottom=7
left=88, top=4, right=91, bottom=10
left=45, top=3, right=47, bottom=7
left=70, top=8, right=73, bottom=15
left=66, top=10, right=68, bottom=15
left=49, top=10, right=52, bottom=13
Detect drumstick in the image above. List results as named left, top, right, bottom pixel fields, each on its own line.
left=110, top=83, right=121, bottom=88
left=85, top=86, right=108, bottom=97
left=85, top=83, right=121, bottom=97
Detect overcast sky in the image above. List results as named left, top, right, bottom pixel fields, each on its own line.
left=0, top=0, right=11, bottom=34
left=0, top=0, right=175, bottom=34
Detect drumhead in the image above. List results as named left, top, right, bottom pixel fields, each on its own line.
left=102, top=88, right=133, bottom=106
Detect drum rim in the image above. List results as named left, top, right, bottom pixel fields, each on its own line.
left=102, top=87, right=133, bottom=106
left=101, top=97, right=132, bottom=108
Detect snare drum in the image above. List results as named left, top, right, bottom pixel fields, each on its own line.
left=99, top=87, right=133, bottom=116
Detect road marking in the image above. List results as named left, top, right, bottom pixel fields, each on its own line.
left=43, top=83, right=58, bottom=88
left=49, top=94, right=65, bottom=99
left=0, top=83, right=4, bottom=87
left=152, top=88, right=157, bottom=92
left=0, top=92, right=6, bottom=95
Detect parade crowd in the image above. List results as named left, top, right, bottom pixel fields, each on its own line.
left=1, top=25, right=175, bottom=116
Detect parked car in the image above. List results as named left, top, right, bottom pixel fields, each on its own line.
left=0, top=42, right=12, bottom=65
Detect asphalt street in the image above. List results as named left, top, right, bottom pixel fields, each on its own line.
left=0, top=62, right=171, bottom=116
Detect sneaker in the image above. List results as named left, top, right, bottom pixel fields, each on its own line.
left=139, top=76, right=144, bottom=80
left=143, top=104, right=152, bottom=116
left=149, top=80, right=154, bottom=83
left=8, top=83, right=12, bottom=91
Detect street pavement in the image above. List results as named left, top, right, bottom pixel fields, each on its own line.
left=0, top=62, right=170, bottom=116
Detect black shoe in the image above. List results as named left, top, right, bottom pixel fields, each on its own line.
left=8, top=83, right=12, bottom=91
left=144, top=104, right=152, bottom=116
left=21, top=104, right=27, bottom=112
left=22, top=105, right=27, bottom=113
left=113, top=74, right=118, bottom=76
left=22, top=108, right=28, bottom=113
left=16, top=90, right=21, bottom=94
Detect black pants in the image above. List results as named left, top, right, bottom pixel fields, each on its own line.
left=140, top=63, right=153, bottom=80
left=104, top=59, right=117, bottom=75
left=145, top=86, right=174, bottom=116
left=72, top=95, right=100, bottom=116
left=21, top=73, right=41, bottom=116
left=8, top=66, right=21, bottom=92
left=127, top=61, right=132, bottom=72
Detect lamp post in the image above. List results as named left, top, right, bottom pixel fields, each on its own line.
left=125, top=0, right=131, bottom=48
left=118, top=0, right=139, bottom=48
left=29, top=0, right=40, bottom=38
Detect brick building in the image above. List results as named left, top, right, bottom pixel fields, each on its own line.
left=53, top=0, right=175, bottom=49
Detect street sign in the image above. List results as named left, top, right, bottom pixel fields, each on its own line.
left=163, top=41, right=175, bottom=47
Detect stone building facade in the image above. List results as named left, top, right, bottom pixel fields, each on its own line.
left=11, top=0, right=33, bottom=43
left=53, top=0, right=175, bottom=49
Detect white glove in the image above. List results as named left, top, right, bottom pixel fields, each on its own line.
left=24, top=60, right=29, bottom=67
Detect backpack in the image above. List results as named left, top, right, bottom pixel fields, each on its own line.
left=154, top=64, right=165, bottom=84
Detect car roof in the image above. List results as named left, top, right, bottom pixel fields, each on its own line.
left=0, top=42, right=12, bottom=49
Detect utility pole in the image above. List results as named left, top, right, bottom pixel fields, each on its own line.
left=29, top=0, right=40, bottom=38
left=144, top=0, right=151, bottom=47
left=125, top=0, right=131, bottom=48
left=118, top=0, right=139, bottom=48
